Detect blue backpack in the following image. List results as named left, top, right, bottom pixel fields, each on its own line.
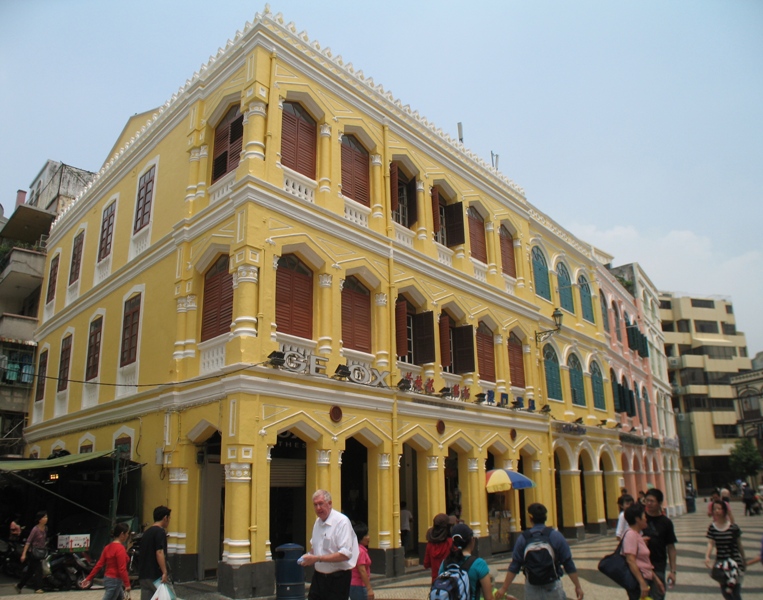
left=521, top=527, right=559, bottom=585
left=430, top=555, right=477, bottom=600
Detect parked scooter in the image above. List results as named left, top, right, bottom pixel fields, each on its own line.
left=42, top=548, right=93, bottom=590
left=0, top=536, right=25, bottom=578
left=127, top=531, right=143, bottom=588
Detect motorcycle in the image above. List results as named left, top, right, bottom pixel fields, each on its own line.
left=42, top=549, right=93, bottom=590
left=0, top=536, right=24, bottom=578
left=127, top=531, right=143, bottom=588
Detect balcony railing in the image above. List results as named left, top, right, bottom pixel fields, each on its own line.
left=283, top=168, right=316, bottom=203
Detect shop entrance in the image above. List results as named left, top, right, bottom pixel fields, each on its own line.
left=269, top=431, right=307, bottom=551
left=198, top=432, right=224, bottom=579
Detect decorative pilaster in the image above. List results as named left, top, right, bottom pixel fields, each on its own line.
left=494, top=333, right=508, bottom=393
left=196, top=145, right=209, bottom=202
left=371, top=154, right=384, bottom=222
left=317, top=273, right=333, bottom=355
left=467, top=458, right=481, bottom=536
left=231, top=265, right=259, bottom=339
left=223, top=463, right=252, bottom=565
left=416, top=182, right=428, bottom=241
left=378, top=453, right=392, bottom=549
left=318, top=123, right=332, bottom=196
left=241, top=101, right=267, bottom=177
left=485, top=221, right=498, bottom=276
left=373, top=293, right=389, bottom=367
left=185, top=147, right=201, bottom=216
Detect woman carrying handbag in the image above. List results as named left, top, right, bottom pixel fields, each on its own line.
left=705, top=500, right=745, bottom=600
left=622, top=503, right=664, bottom=600
left=16, top=511, right=48, bottom=594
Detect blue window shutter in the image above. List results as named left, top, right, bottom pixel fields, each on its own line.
left=532, top=247, right=551, bottom=301
left=543, top=344, right=563, bottom=400
left=557, top=263, right=574, bottom=313
left=579, top=276, right=595, bottom=323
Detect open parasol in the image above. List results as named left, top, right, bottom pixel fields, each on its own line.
left=485, top=469, right=536, bottom=493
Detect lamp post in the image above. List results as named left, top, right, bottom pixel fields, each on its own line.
left=535, top=308, right=564, bottom=343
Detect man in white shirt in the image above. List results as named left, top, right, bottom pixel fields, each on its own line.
left=399, top=501, right=413, bottom=553
left=300, top=489, right=359, bottom=600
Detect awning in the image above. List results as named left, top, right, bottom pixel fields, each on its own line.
left=0, top=449, right=114, bottom=472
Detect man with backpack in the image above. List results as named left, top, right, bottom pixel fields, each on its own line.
left=495, top=503, right=584, bottom=600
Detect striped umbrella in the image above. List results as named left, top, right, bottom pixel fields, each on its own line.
left=485, top=469, right=536, bottom=493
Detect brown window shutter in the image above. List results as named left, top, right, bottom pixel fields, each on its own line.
left=414, top=311, right=435, bottom=365
left=500, top=227, right=517, bottom=278
left=476, top=326, right=495, bottom=383
left=341, top=287, right=354, bottom=351
left=99, top=202, right=116, bottom=261
left=291, top=271, right=313, bottom=339
left=46, top=255, right=59, bottom=304
left=86, top=317, right=103, bottom=381
left=407, top=177, right=418, bottom=224
left=295, top=117, right=317, bottom=179
left=228, top=116, right=244, bottom=172
left=201, top=256, right=234, bottom=342
left=354, top=148, right=370, bottom=206
left=341, top=139, right=355, bottom=200
left=212, top=124, right=230, bottom=182
left=446, top=202, right=465, bottom=247
left=35, top=350, right=48, bottom=402
left=219, top=269, right=234, bottom=337
left=452, top=325, right=474, bottom=374
left=389, top=162, right=399, bottom=212
left=276, top=256, right=313, bottom=340
left=468, top=210, right=487, bottom=263
left=275, top=267, right=293, bottom=335
left=281, top=109, right=298, bottom=171
left=431, top=187, right=441, bottom=233
left=395, top=298, right=408, bottom=358
left=341, top=279, right=372, bottom=353
left=508, top=333, right=525, bottom=388
left=439, top=313, right=451, bottom=368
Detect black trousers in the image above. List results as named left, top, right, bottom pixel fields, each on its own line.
left=308, top=569, right=352, bottom=600
left=18, top=555, right=43, bottom=590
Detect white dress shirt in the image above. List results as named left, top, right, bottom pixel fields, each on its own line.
left=310, top=508, right=359, bottom=573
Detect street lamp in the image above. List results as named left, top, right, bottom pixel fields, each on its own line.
left=535, top=308, right=564, bottom=343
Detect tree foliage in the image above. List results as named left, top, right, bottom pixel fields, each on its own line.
left=729, top=437, right=762, bottom=479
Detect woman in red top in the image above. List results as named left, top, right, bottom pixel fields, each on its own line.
left=423, top=514, right=453, bottom=582
left=82, top=523, right=131, bottom=600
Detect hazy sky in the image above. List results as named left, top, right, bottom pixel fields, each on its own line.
left=1, top=0, right=761, bottom=354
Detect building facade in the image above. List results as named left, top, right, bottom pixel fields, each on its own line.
left=659, top=292, right=752, bottom=492
left=26, top=8, right=644, bottom=596
left=731, top=368, right=763, bottom=488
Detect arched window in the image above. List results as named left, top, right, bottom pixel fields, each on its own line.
left=341, top=276, right=371, bottom=353
left=276, top=254, right=313, bottom=339
left=390, top=163, right=417, bottom=229
left=432, top=187, right=465, bottom=248
left=568, top=354, right=585, bottom=406
left=622, top=376, right=634, bottom=416
left=610, top=369, right=620, bottom=412
left=499, top=225, right=517, bottom=278
left=201, top=255, right=234, bottom=342
left=467, top=207, right=487, bottom=264
left=543, top=344, right=562, bottom=400
left=578, top=275, right=594, bottom=323
left=476, top=321, right=495, bottom=382
left=341, top=134, right=370, bottom=206
left=212, top=105, right=243, bottom=182
left=508, top=332, right=525, bottom=388
left=532, top=247, right=551, bottom=301
left=600, top=294, right=609, bottom=332
left=642, top=386, right=653, bottom=429
left=557, top=263, right=574, bottom=313
left=612, top=302, right=622, bottom=341
left=591, top=361, right=605, bottom=410
left=395, top=296, right=435, bottom=366
left=282, top=102, right=317, bottom=179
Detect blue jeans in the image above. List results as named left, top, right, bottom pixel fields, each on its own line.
left=349, top=585, right=368, bottom=600
left=103, top=576, right=125, bottom=600
left=525, top=580, right=565, bottom=600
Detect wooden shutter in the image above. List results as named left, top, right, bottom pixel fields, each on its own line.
left=46, top=256, right=59, bottom=304
left=341, top=138, right=355, bottom=200
left=86, top=317, right=103, bottom=381
left=452, top=325, right=475, bottom=374
left=228, top=117, right=243, bottom=172
left=121, top=295, right=141, bottom=366
left=389, top=162, right=399, bottom=212
left=468, top=209, right=487, bottom=263
left=431, top=187, right=441, bottom=233
left=213, top=125, right=230, bottom=182
left=508, top=333, right=525, bottom=388
left=201, top=256, right=233, bottom=342
left=476, top=326, right=495, bottom=382
left=353, top=145, right=370, bottom=206
left=414, top=311, right=435, bottom=365
left=35, top=350, right=48, bottom=402
left=439, top=313, right=451, bottom=369
left=395, top=298, right=408, bottom=359
left=342, top=279, right=371, bottom=353
left=281, top=108, right=298, bottom=172
left=296, top=118, right=316, bottom=179
left=213, top=106, right=242, bottom=182
left=57, top=335, right=72, bottom=391
left=445, top=202, right=465, bottom=247
left=99, top=202, right=116, bottom=261
left=407, top=177, right=418, bottom=224
left=69, top=231, right=84, bottom=285
left=134, top=166, right=155, bottom=232
left=276, top=256, right=313, bottom=340
left=499, top=227, right=517, bottom=278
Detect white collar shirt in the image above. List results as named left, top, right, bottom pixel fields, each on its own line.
left=310, top=508, right=359, bottom=573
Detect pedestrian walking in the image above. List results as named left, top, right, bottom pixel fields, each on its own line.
left=616, top=494, right=635, bottom=540
left=81, top=523, right=131, bottom=600
left=138, top=506, right=171, bottom=600
left=742, top=484, right=755, bottom=517
left=622, top=503, right=665, bottom=600
left=643, top=489, right=677, bottom=599
left=299, top=489, right=359, bottom=600
left=16, top=510, right=48, bottom=594
left=423, top=513, right=453, bottom=582
left=349, top=522, right=373, bottom=600
left=400, top=502, right=413, bottom=554
left=495, top=503, right=584, bottom=600
left=705, top=500, right=745, bottom=600
left=438, top=523, right=495, bottom=600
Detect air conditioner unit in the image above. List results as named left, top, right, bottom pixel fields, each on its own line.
left=668, top=357, right=680, bottom=368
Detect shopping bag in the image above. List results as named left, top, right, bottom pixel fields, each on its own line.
left=597, top=537, right=639, bottom=591
left=150, top=583, right=176, bottom=600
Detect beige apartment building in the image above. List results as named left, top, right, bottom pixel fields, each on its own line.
left=659, top=293, right=751, bottom=491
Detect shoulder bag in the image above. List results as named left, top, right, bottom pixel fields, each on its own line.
left=31, top=547, right=48, bottom=560
left=597, top=530, right=639, bottom=591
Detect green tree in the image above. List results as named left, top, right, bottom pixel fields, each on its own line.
left=729, top=437, right=762, bottom=480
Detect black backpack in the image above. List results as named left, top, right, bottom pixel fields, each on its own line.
left=521, top=527, right=559, bottom=586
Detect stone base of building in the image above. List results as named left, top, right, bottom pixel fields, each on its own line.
left=560, top=525, right=586, bottom=541
left=369, top=547, right=405, bottom=577
left=168, top=554, right=198, bottom=582
left=585, top=521, right=608, bottom=536
left=606, top=518, right=618, bottom=529
left=218, top=560, right=275, bottom=598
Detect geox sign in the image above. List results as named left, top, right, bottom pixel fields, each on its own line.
left=280, top=350, right=390, bottom=387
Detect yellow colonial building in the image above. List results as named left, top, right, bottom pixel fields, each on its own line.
left=26, top=7, right=628, bottom=596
